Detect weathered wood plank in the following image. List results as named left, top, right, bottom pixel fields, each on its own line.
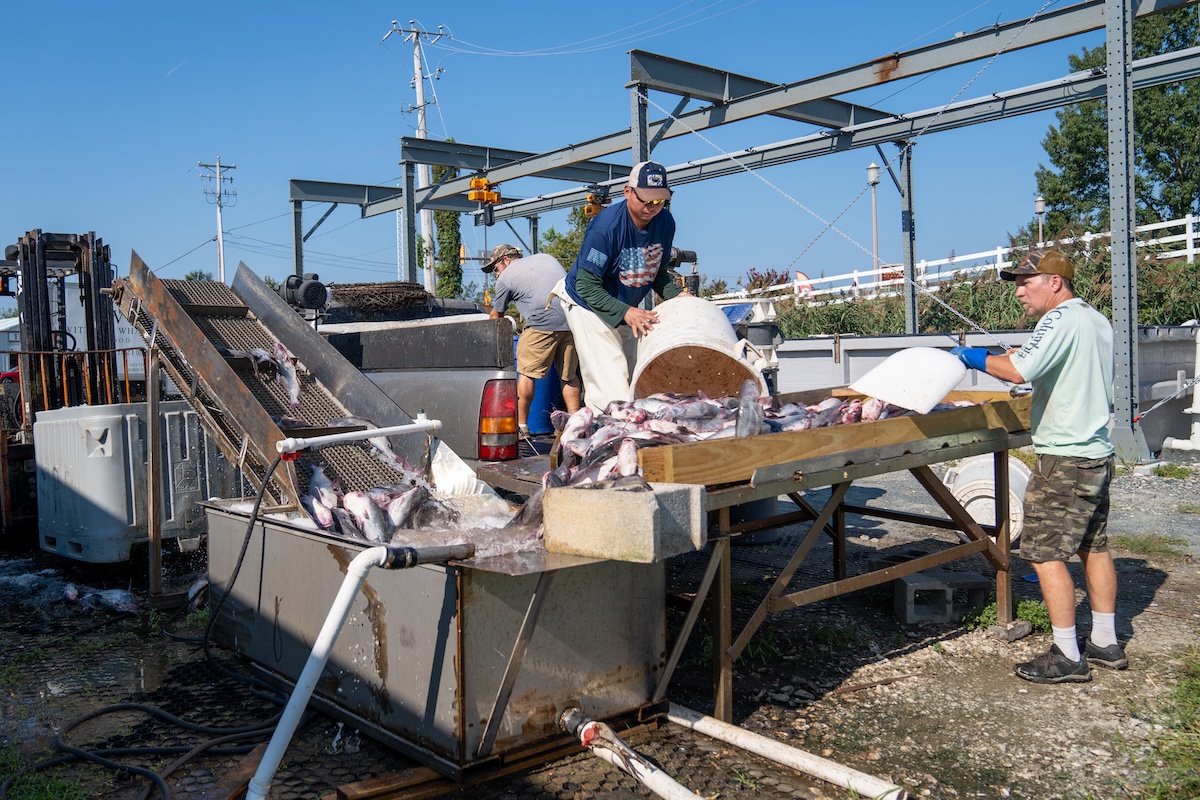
left=638, top=393, right=1030, bottom=486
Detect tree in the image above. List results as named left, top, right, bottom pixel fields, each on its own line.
left=1035, top=9, right=1200, bottom=233
left=184, top=269, right=214, bottom=281
left=433, top=160, right=464, bottom=298
left=540, top=206, right=590, bottom=269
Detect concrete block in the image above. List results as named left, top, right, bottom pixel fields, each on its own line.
left=542, top=482, right=706, bottom=563
left=894, top=570, right=992, bottom=624
left=895, top=573, right=955, bottom=624
left=988, top=619, right=1033, bottom=643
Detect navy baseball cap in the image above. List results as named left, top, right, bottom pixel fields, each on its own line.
left=627, top=161, right=671, bottom=199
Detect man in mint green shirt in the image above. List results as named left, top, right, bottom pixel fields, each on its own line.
left=952, top=250, right=1123, bottom=684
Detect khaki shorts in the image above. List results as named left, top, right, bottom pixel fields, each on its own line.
left=1019, top=454, right=1114, bottom=563
left=516, top=329, right=578, bottom=382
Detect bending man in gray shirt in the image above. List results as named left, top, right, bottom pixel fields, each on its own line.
left=485, top=244, right=583, bottom=434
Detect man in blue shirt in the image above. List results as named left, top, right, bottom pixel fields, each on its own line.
left=953, top=251, right=1124, bottom=684
left=553, top=161, right=682, bottom=411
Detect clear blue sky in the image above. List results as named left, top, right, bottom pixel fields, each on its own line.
left=1, top=1, right=1104, bottom=303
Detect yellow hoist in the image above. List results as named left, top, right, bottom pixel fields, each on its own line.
left=584, top=186, right=611, bottom=218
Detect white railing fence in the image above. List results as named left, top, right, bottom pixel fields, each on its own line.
left=709, top=214, right=1198, bottom=304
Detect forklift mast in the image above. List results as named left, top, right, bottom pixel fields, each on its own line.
left=3, top=230, right=119, bottom=427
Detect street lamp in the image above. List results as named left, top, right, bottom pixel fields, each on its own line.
left=867, top=162, right=881, bottom=271
left=1034, top=195, right=1046, bottom=245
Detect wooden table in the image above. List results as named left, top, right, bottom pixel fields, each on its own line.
left=479, top=391, right=1033, bottom=722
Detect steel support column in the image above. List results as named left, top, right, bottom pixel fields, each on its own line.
left=403, top=162, right=419, bottom=283
left=291, top=200, right=304, bottom=278
left=899, top=143, right=918, bottom=334
left=630, top=82, right=650, bottom=163
left=1107, top=0, right=1150, bottom=461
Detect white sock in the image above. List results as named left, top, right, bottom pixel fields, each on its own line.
left=1053, top=625, right=1081, bottom=661
left=1090, top=612, right=1118, bottom=648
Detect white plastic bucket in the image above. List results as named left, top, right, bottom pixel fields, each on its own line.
left=942, top=454, right=1032, bottom=545
left=849, top=347, right=967, bottom=414
left=631, top=295, right=768, bottom=399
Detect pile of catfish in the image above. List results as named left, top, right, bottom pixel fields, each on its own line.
left=298, top=382, right=971, bottom=544
left=299, top=417, right=464, bottom=545
left=547, top=380, right=970, bottom=487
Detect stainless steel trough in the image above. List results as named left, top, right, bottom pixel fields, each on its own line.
left=206, top=502, right=666, bottom=778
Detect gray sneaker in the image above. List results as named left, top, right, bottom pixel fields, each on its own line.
left=1083, top=638, right=1128, bottom=670
left=1014, top=644, right=1092, bottom=684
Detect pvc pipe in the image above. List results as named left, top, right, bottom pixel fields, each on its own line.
left=667, top=704, right=907, bottom=800
left=276, top=414, right=442, bottom=454
left=560, top=709, right=700, bottom=800
left=245, top=542, right=473, bottom=800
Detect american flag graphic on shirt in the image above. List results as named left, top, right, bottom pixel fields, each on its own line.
left=617, top=243, right=663, bottom=288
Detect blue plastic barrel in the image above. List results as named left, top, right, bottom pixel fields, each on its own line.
left=515, top=334, right=560, bottom=435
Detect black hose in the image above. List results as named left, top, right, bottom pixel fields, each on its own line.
left=1, top=455, right=293, bottom=800
left=201, top=454, right=290, bottom=702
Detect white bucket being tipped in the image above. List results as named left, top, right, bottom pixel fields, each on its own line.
left=849, top=347, right=967, bottom=414
left=631, top=295, right=768, bottom=399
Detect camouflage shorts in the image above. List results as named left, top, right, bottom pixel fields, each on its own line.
left=1019, top=454, right=1115, bottom=563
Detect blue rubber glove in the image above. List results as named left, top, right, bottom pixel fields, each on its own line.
left=950, top=346, right=989, bottom=372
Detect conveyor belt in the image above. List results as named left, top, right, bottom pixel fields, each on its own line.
left=111, top=256, right=435, bottom=509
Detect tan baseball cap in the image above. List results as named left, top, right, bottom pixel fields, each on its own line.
left=1001, top=250, right=1074, bottom=281
left=483, top=243, right=521, bottom=273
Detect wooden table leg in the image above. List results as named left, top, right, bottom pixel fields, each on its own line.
left=712, top=538, right=733, bottom=722
left=995, top=449, right=1014, bottom=625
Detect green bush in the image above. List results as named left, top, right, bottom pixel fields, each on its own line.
left=962, top=596, right=1051, bottom=633
left=775, top=242, right=1200, bottom=337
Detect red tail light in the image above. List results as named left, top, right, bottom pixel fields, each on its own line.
left=479, top=378, right=518, bottom=461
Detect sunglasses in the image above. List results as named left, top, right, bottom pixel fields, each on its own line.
left=630, top=186, right=671, bottom=207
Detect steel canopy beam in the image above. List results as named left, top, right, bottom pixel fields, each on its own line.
left=422, top=0, right=1195, bottom=204
left=627, top=50, right=894, bottom=129
left=484, top=46, right=1200, bottom=220
left=399, top=137, right=630, bottom=185
left=287, top=178, right=477, bottom=215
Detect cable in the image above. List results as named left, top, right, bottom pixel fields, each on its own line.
left=634, top=0, right=1058, bottom=348
left=153, top=237, right=216, bottom=273
left=430, top=0, right=756, bottom=58
left=2, top=456, right=292, bottom=800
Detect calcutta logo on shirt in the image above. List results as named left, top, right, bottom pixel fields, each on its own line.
left=617, top=244, right=663, bottom=288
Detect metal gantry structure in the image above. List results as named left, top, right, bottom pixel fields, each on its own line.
left=288, top=0, right=1199, bottom=461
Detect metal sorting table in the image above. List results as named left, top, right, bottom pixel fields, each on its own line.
left=480, top=389, right=1033, bottom=722
left=111, top=257, right=668, bottom=779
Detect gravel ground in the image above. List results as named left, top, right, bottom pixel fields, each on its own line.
left=2, top=466, right=1198, bottom=799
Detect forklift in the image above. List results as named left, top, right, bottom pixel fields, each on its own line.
left=0, top=230, right=122, bottom=543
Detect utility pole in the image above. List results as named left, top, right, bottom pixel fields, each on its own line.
left=198, top=158, right=236, bottom=283
left=383, top=20, right=444, bottom=292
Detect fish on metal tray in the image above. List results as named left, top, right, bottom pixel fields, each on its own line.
left=217, top=345, right=276, bottom=379
left=386, top=485, right=430, bottom=530
left=504, top=468, right=566, bottom=530
left=343, top=491, right=390, bottom=543
left=301, top=494, right=336, bottom=530
left=307, top=463, right=342, bottom=509
left=272, top=343, right=303, bottom=410
left=327, top=416, right=428, bottom=487
left=330, top=507, right=362, bottom=540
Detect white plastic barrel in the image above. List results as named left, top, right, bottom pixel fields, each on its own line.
left=631, top=295, right=768, bottom=399
left=942, top=454, right=1032, bottom=545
